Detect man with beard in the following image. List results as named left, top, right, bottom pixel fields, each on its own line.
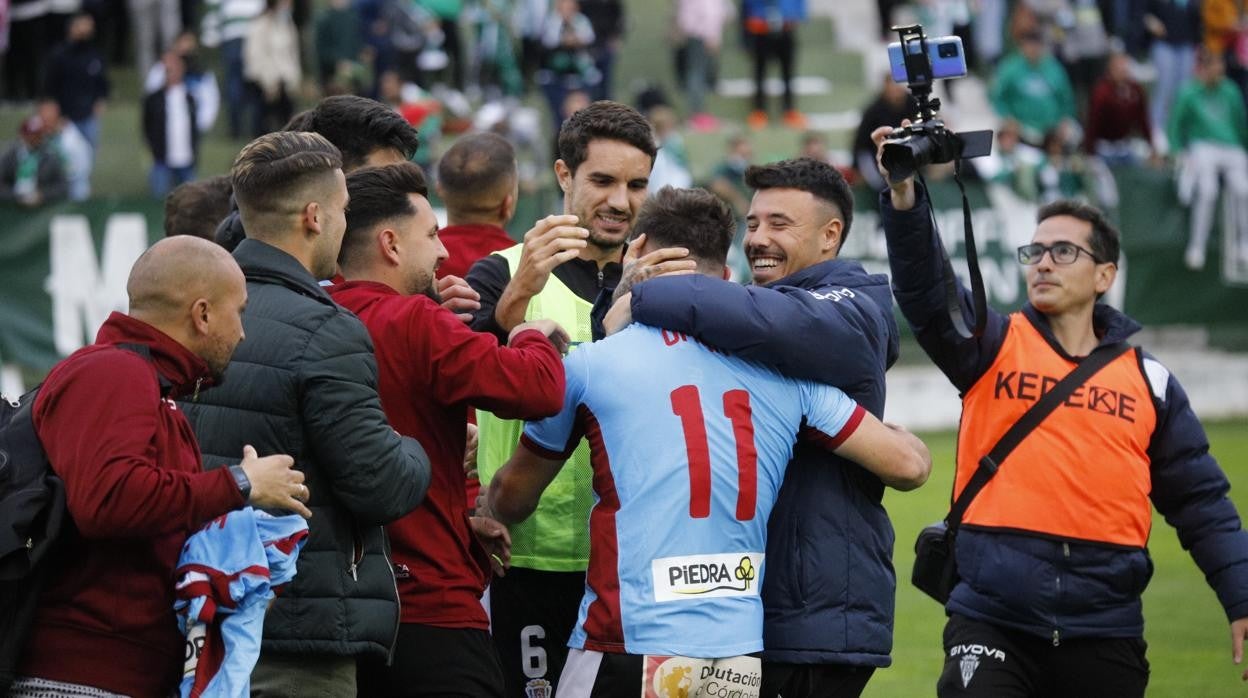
left=609, top=158, right=901, bottom=698
left=13, top=236, right=309, bottom=698
left=486, top=187, right=929, bottom=698
left=181, top=132, right=432, bottom=697
left=329, top=162, right=569, bottom=696
left=465, top=100, right=686, bottom=698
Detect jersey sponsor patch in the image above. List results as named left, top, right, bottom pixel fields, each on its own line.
left=651, top=552, right=763, bottom=602
left=643, top=654, right=762, bottom=698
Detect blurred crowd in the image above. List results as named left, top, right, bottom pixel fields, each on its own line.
left=3, top=0, right=1248, bottom=269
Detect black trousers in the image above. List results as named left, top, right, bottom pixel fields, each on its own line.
left=751, top=30, right=795, bottom=113
left=936, top=614, right=1149, bottom=698
left=760, top=662, right=875, bottom=698
left=490, top=567, right=586, bottom=698
left=3, top=16, right=47, bottom=100
left=358, top=624, right=505, bottom=697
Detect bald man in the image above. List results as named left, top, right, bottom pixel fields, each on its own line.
left=12, top=236, right=309, bottom=698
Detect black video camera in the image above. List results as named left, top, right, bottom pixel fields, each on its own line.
left=881, top=25, right=992, bottom=181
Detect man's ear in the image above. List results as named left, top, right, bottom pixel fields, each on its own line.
left=379, top=227, right=402, bottom=266
left=189, top=297, right=212, bottom=336
left=1095, top=261, right=1117, bottom=295
left=822, top=216, right=843, bottom=256
left=303, top=201, right=322, bottom=239
left=721, top=266, right=731, bottom=280
left=554, top=159, right=572, bottom=195
left=500, top=192, right=517, bottom=224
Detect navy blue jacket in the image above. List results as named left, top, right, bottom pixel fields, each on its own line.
left=44, top=40, right=110, bottom=122
left=630, top=260, right=901, bottom=666
left=881, top=185, right=1248, bottom=640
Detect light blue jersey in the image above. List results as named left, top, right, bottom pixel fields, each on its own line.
left=522, top=324, right=864, bottom=658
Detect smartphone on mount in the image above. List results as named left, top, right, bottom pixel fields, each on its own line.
left=887, top=35, right=968, bottom=85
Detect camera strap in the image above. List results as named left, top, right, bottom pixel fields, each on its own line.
left=922, top=162, right=987, bottom=339
left=945, top=341, right=1133, bottom=532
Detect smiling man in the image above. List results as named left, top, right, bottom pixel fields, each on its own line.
left=329, top=162, right=567, bottom=697
left=875, top=125, right=1248, bottom=697
left=614, top=157, right=901, bottom=698
left=465, top=99, right=659, bottom=698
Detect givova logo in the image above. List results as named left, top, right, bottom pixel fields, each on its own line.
left=651, top=552, right=763, bottom=602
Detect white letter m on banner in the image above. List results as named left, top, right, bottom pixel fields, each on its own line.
left=44, top=213, right=148, bottom=356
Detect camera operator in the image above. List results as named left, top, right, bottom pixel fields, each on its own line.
left=872, top=121, right=1248, bottom=696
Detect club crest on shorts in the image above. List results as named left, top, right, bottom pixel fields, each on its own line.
left=959, top=654, right=980, bottom=688
left=524, top=678, right=553, bottom=698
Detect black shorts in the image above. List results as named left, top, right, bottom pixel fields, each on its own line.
left=358, top=624, right=504, bottom=697
left=489, top=567, right=586, bottom=698
left=759, top=661, right=875, bottom=698
left=936, top=614, right=1149, bottom=698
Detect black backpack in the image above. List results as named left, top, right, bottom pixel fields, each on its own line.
left=0, top=384, right=63, bottom=691
left=0, top=344, right=151, bottom=691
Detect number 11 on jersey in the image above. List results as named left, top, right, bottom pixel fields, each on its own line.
left=670, top=385, right=759, bottom=521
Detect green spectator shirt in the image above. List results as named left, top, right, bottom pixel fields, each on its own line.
left=990, top=52, right=1076, bottom=141
left=1167, top=77, right=1248, bottom=151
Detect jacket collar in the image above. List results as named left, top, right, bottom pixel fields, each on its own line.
left=332, top=279, right=400, bottom=297
left=94, top=312, right=214, bottom=398
left=1022, top=303, right=1141, bottom=360
left=233, top=238, right=335, bottom=306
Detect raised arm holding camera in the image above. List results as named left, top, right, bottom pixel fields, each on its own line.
left=873, top=41, right=1248, bottom=692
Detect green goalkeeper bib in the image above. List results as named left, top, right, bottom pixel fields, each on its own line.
left=477, top=244, right=594, bottom=571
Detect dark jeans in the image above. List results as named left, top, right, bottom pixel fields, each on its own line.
left=149, top=162, right=195, bottom=197
left=750, top=30, right=795, bottom=113
left=935, top=614, right=1149, bottom=697
left=221, top=38, right=252, bottom=139
left=358, top=624, right=505, bottom=697
left=760, top=662, right=875, bottom=698
left=253, top=84, right=294, bottom=138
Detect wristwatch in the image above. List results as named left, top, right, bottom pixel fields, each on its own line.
left=228, top=464, right=252, bottom=502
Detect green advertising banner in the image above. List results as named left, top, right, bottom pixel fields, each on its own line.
left=1, top=173, right=1245, bottom=382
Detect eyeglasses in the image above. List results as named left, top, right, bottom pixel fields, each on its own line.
left=1016, top=242, right=1103, bottom=265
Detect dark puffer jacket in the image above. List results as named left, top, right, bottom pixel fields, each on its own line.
left=881, top=185, right=1248, bottom=641
left=180, top=238, right=431, bottom=659
left=629, top=261, right=901, bottom=666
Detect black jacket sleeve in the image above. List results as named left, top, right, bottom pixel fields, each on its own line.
left=1146, top=357, right=1248, bottom=621
left=879, top=185, right=1010, bottom=393
left=299, top=311, right=431, bottom=525
left=466, top=253, right=512, bottom=342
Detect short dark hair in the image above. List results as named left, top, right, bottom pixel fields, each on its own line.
left=283, top=109, right=315, bottom=132
left=340, top=162, right=430, bottom=268
left=164, top=175, right=233, bottom=241
left=557, top=100, right=657, bottom=175
left=1036, top=200, right=1120, bottom=264
left=632, top=187, right=734, bottom=270
left=296, top=96, right=420, bottom=171
left=231, top=131, right=343, bottom=219
left=745, top=158, right=855, bottom=250
left=436, top=132, right=517, bottom=218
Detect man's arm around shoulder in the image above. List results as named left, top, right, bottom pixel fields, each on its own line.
left=420, top=299, right=567, bottom=419
left=300, top=311, right=431, bottom=524
left=631, top=274, right=893, bottom=386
